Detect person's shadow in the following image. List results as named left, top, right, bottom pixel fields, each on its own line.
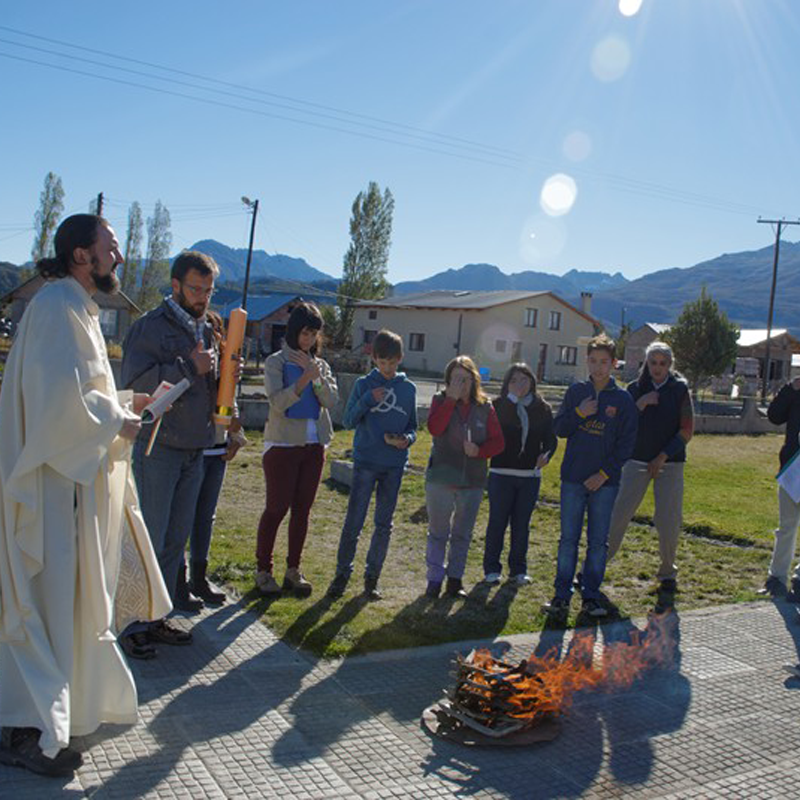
left=270, top=579, right=521, bottom=770
left=771, top=597, right=800, bottom=688
left=73, top=596, right=315, bottom=798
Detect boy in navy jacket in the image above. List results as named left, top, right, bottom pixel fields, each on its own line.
left=327, top=330, right=417, bottom=600
left=544, top=334, right=637, bottom=618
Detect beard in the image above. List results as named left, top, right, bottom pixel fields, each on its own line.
left=178, top=289, right=207, bottom=319
left=90, top=256, right=120, bottom=295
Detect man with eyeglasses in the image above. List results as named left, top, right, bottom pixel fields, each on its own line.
left=119, top=251, right=220, bottom=658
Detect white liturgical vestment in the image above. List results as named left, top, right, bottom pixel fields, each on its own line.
left=0, top=276, right=171, bottom=757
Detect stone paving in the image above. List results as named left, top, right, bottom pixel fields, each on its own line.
left=2, top=597, right=800, bottom=799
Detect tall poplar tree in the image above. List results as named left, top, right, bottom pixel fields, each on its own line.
left=120, top=201, right=144, bottom=298
left=334, top=181, right=394, bottom=346
left=31, top=171, right=65, bottom=263
left=137, top=200, right=172, bottom=311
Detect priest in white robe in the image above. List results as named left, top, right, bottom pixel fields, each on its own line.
left=0, top=215, right=171, bottom=777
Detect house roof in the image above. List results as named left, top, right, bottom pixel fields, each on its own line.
left=645, top=322, right=672, bottom=334
left=737, top=329, right=789, bottom=347
left=357, top=289, right=600, bottom=325
left=219, top=293, right=301, bottom=321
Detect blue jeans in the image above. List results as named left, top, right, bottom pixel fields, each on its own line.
left=554, top=481, right=619, bottom=601
left=189, top=453, right=228, bottom=563
left=133, top=440, right=204, bottom=601
left=483, top=473, right=540, bottom=577
left=335, top=464, right=404, bottom=580
left=425, top=482, right=485, bottom=583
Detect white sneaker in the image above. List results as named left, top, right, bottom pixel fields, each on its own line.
left=483, top=572, right=502, bottom=585
left=512, top=574, right=532, bottom=585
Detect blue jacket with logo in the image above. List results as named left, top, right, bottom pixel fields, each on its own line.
left=343, top=368, right=417, bottom=469
left=554, top=377, right=637, bottom=485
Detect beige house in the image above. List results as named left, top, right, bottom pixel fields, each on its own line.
left=353, top=290, right=601, bottom=381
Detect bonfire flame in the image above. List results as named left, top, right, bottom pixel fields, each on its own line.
left=450, top=614, right=677, bottom=732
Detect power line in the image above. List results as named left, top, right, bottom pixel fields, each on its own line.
left=0, top=24, right=519, bottom=161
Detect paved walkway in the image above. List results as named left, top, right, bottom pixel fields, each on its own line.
left=2, top=597, right=800, bottom=799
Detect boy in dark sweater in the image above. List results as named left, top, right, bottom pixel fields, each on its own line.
left=544, top=334, right=637, bottom=618
left=327, top=330, right=417, bottom=600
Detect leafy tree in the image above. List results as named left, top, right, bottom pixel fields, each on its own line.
left=664, top=287, right=739, bottom=395
left=137, top=201, right=172, bottom=311
left=120, top=201, right=144, bottom=299
left=31, top=171, right=65, bottom=263
left=333, top=181, right=394, bottom=346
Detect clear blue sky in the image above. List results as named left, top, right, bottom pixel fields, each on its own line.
left=2, top=0, right=799, bottom=284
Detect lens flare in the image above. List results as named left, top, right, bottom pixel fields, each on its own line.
left=519, top=214, right=567, bottom=264
left=619, top=0, right=643, bottom=17
left=540, top=174, right=578, bottom=217
left=591, top=35, right=631, bottom=82
left=563, top=131, right=592, bottom=162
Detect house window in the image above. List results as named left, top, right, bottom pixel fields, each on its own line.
left=495, top=339, right=507, bottom=354
left=525, top=308, right=538, bottom=328
left=549, top=310, right=562, bottom=331
left=363, top=329, right=377, bottom=345
left=556, top=345, right=577, bottom=366
left=99, top=309, right=118, bottom=337
left=409, top=333, right=425, bottom=352
left=368, top=310, right=377, bottom=320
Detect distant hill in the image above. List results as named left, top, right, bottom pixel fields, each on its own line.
left=0, top=262, right=22, bottom=297
left=182, top=240, right=337, bottom=290
left=393, top=263, right=628, bottom=297
left=591, top=241, right=800, bottom=330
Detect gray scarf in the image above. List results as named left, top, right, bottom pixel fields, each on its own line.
left=507, top=392, right=533, bottom=455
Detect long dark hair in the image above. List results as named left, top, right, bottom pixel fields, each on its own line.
left=500, top=362, right=538, bottom=399
left=285, top=301, right=323, bottom=356
left=36, top=214, right=106, bottom=279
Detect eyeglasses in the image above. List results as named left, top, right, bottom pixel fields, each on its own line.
left=182, top=283, right=216, bottom=298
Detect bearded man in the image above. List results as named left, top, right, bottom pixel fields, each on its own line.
left=0, top=215, right=170, bottom=776
left=119, top=250, right=220, bottom=657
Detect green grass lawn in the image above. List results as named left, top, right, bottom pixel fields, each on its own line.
left=209, top=430, right=783, bottom=658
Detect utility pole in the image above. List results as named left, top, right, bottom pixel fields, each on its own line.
left=96, top=192, right=104, bottom=216
left=757, top=217, right=800, bottom=403
left=241, top=197, right=259, bottom=309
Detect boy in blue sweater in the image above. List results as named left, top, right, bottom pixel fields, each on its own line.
left=544, top=334, right=637, bottom=619
left=327, top=330, right=417, bottom=600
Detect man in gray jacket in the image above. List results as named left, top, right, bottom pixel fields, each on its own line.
left=120, top=250, right=219, bottom=657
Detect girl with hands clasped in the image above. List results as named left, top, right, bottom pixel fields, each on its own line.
left=482, top=364, right=557, bottom=587
left=255, top=302, right=338, bottom=598
left=425, top=356, right=505, bottom=599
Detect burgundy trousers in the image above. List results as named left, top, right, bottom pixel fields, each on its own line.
left=256, top=444, right=325, bottom=573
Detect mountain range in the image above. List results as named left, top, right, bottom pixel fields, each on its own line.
left=2, top=238, right=798, bottom=333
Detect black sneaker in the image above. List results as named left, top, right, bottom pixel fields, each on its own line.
left=581, top=598, right=608, bottom=618
left=758, top=576, right=788, bottom=598
left=542, top=596, right=570, bottom=616
left=363, top=576, right=382, bottom=601
left=446, top=577, right=467, bottom=598
left=326, top=573, right=349, bottom=599
left=426, top=580, right=442, bottom=598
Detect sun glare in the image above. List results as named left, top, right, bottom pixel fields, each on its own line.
left=591, top=35, right=631, bottom=82
left=619, top=0, right=643, bottom=17
left=540, top=174, right=578, bottom=217
left=563, top=131, right=592, bottom=162
left=519, top=214, right=567, bottom=264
